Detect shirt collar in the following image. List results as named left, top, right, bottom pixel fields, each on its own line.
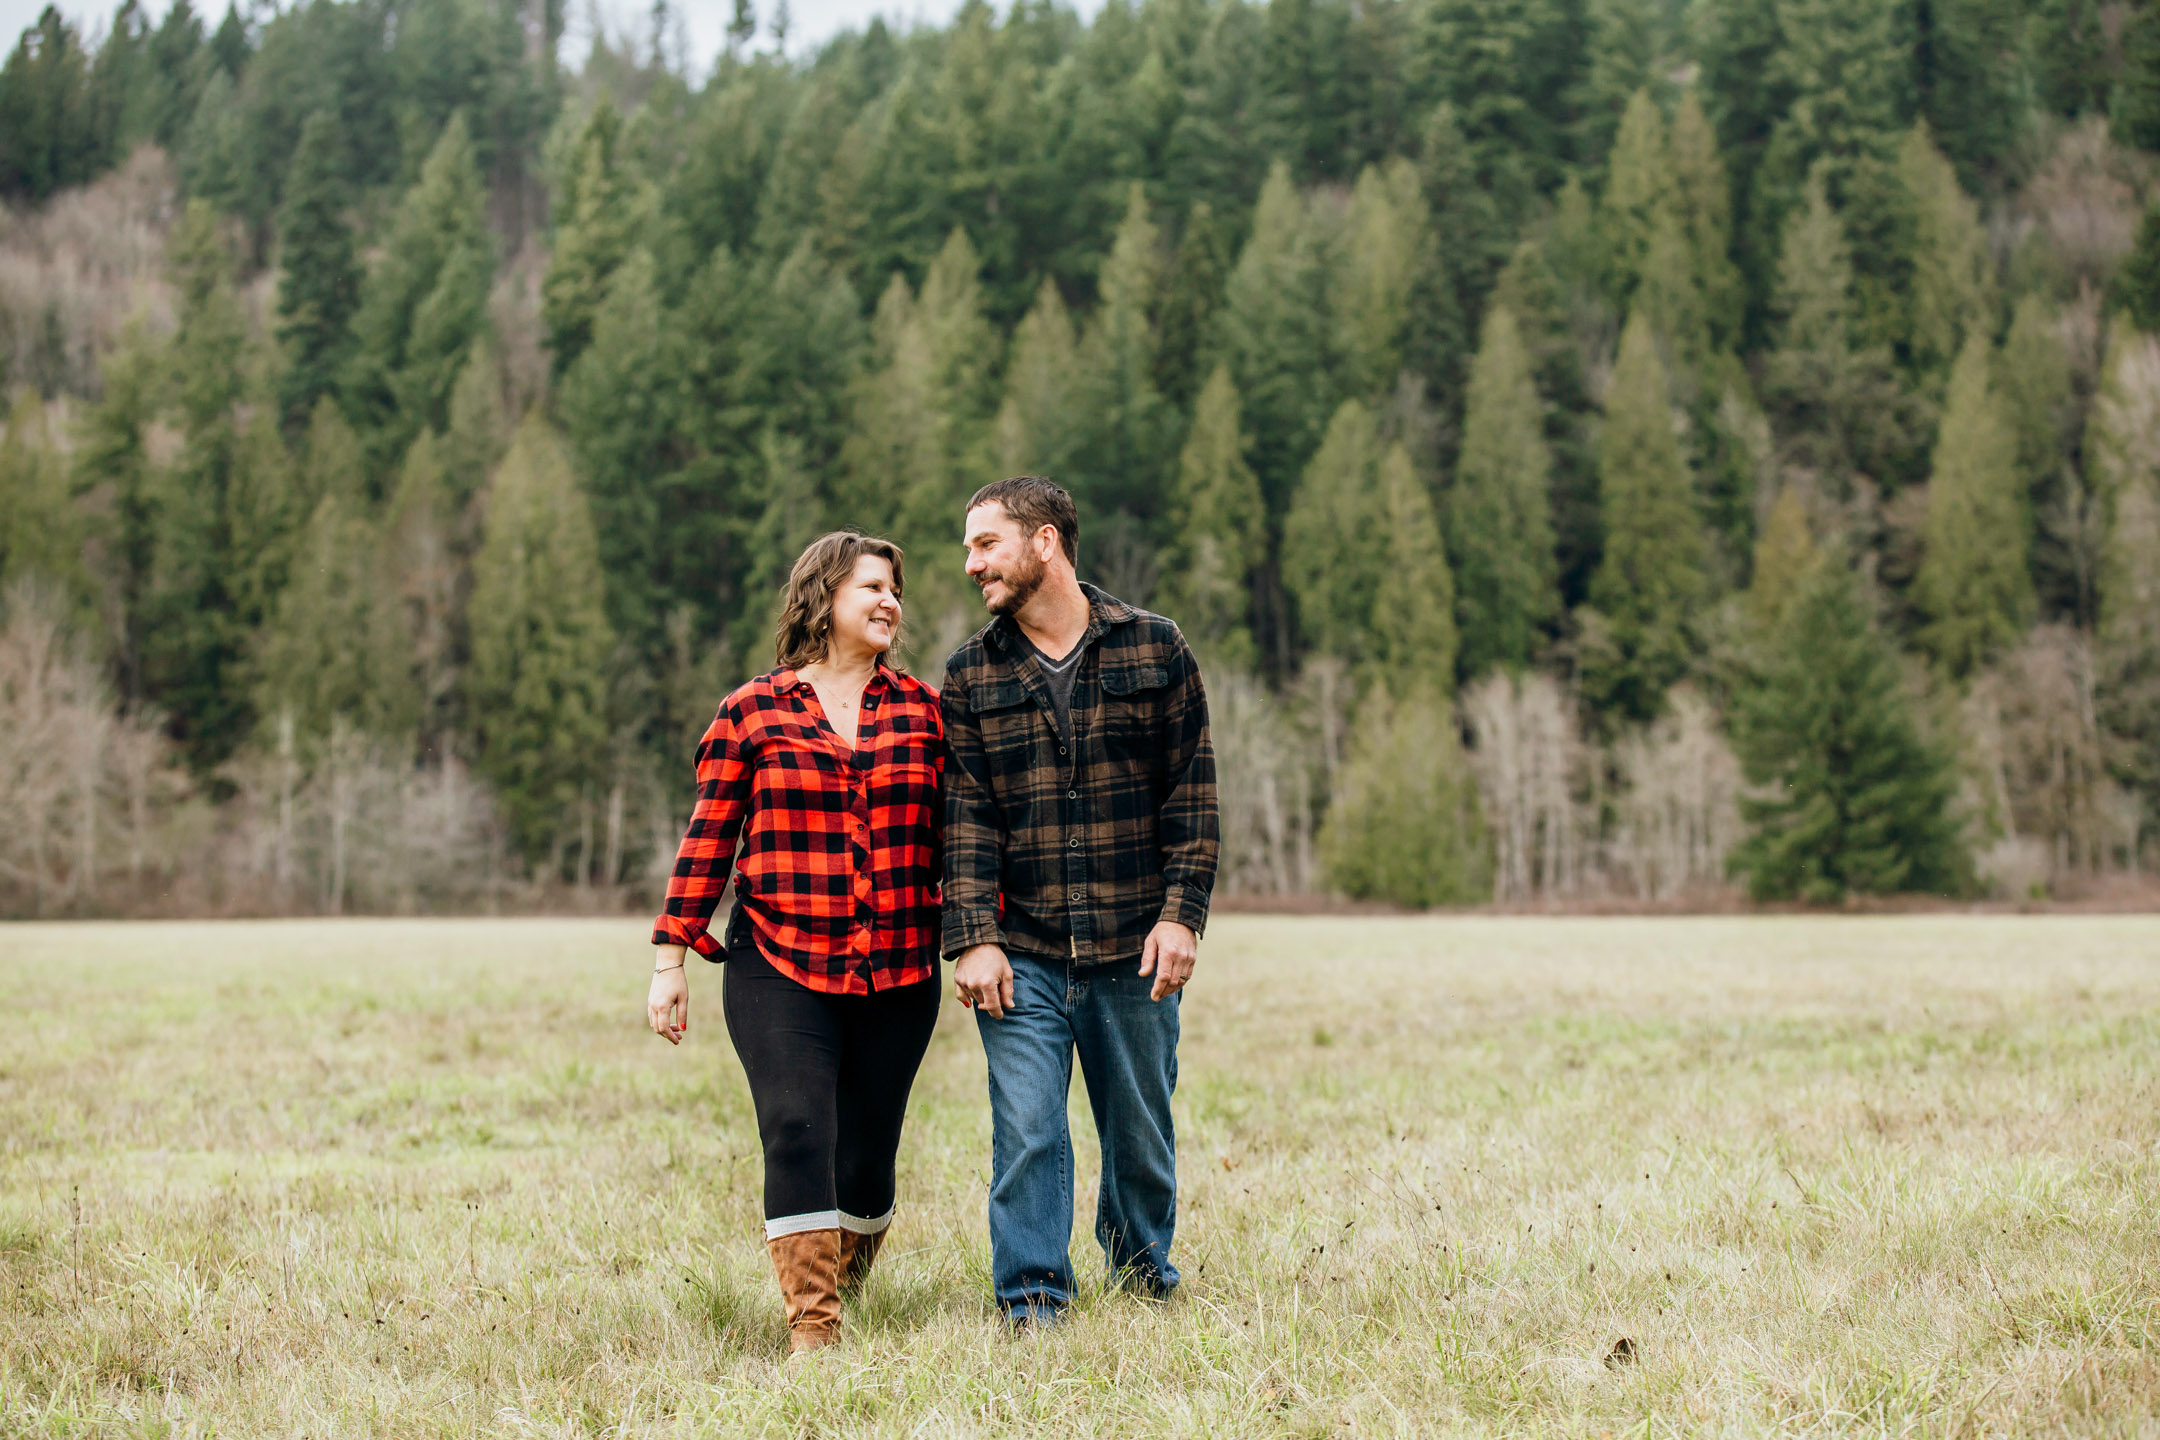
left=987, top=583, right=1134, bottom=653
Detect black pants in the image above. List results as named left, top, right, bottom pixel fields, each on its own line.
left=722, top=936, right=940, bottom=1238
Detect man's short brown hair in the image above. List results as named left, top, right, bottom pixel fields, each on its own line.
left=969, top=476, right=1079, bottom=566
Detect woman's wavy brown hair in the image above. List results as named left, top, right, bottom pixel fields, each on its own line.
left=773, top=530, right=908, bottom=670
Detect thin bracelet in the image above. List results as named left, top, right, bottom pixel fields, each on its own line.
left=653, top=961, right=684, bottom=973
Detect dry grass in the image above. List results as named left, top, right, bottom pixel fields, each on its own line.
left=1, top=915, right=2156, bottom=1437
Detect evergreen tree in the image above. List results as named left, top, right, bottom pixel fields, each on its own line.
left=839, top=229, right=998, bottom=625
left=225, top=403, right=299, bottom=643
left=275, top=109, right=361, bottom=428
left=1070, top=183, right=1175, bottom=520
left=1918, top=0, right=2026, bottom=179
left=1492, top=235, right=1598, bottom=603
left=1669, top=90, right=1743, bottom=352
left=1999, top=294, right=2070, bottom=489
left=2112, top=0, right=2160, bottom=152
left=995, top=278, right=1083, bottom=482
left=1215, top=162, right=1335, bottom=513
left=0, top=393, right=82, bottom=603
left=1897, top=124, right=1996, bottom=379
left=1158, top=365, right=1265, bottom=668
left=2029, top=0, right=2109, bottom=118
left=0, top=8, right=99, bottom=201
left=543, top=101, right=637, bottom=381
left=1415, top=101, right=1502, bottom=393
left=384, top=422, right=460, bottom=752
left=1916, top=333, right=2032, bottom=676
left=441, top=336, right=508, bottom=511
left=1731, top=559, right=1965, bottom=900
left=1446, top=305, right=1558, bottom=678
left=151, top=201, right=254, bottom=764
left=1600, top=88, right=1672, bottom=306
left=559, top=247, right=686, bottom=661
left=1319, top=679, right=1489, bottom=906
left=1332, top=157, right=1431, bottom=400
left=71, top=328, right=161, bottom=704
left=1155, top=201, right=1229, bottom=409
left=2091, top=325, right=2160, bottom=808
left=1575, top=0, right=1670, bottom=159
left=1754, top=0, right=1910, bottom=223
left=467, top=415, right=616, bottom=866
left=1761, top=172, right=1916, bottom=490
left=1283, top=398, right=1383, bottom=659
left=2116, top=204, right=2160, bottom=334
left=1744, top=484, right=1821, bottom=632
left=1580, top=312, right=1710, bottom=722
left=2097, top=413, right=2160, bottom=814
left=1367, top=442, right=1456, bottom=685
left=344, top=114, right=492, bottom=476
left=251, top=487, right=412, bottom=747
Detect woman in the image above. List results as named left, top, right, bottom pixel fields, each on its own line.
left=647, top=531, right=944, bottom=1356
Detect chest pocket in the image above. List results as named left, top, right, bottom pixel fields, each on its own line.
left=1097, top=661, right=1170, bottom=759
left=971, top=678, right=1041, bottom=771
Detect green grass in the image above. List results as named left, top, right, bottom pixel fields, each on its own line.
left=1, top=915, right=2157, bottom=1436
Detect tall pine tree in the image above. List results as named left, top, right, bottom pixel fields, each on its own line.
left=1916, top=333, right=2032, bottom=676
left=1215, top=162, right=1335, bottom=514
left=1445, top=305, right=1557, bottom=678
left=1580, top=311, right=1710, bottom=722
left=1731, top=558, right=1965, bottom=900
left=1157, top=366, right=1265, bottom=668
left=467, top=415, right=616, bottom=866
left=1283, top=398, right=1383, bottom=661
left=275, top=109, right=361, bottom=429
left=343, top=114, right=492, bottom=477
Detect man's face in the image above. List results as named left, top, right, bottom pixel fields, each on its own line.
left=963, top=503, right=1048, bottom=616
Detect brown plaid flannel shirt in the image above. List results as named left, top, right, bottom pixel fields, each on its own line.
left=940, top=585, right=1218, bottom=964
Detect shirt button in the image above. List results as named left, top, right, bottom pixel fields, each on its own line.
left=1069, top=837, right=1080, bottom=847
left=1067, top=790, right=1077, bottom=800
left=1070, top=891, right=1082, bottom=902
left=1058, top=745, right=1067, bottom=755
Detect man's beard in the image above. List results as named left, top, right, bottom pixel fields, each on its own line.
left=978, top=548, right=1046, bottom=615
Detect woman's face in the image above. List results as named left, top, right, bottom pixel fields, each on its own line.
left=829, top=554, right=902, bottom=657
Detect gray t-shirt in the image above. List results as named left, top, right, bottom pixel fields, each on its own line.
left=1021, top=632, right=1085, bottom=737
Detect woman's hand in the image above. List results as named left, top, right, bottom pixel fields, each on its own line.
left=648, top=946, right=690, bottom=1044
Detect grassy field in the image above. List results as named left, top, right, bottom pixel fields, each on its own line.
left=1, top=916, right=2157, bottom=1437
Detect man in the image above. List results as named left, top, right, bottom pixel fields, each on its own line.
left=941, top=475, right=1220, bottom=1329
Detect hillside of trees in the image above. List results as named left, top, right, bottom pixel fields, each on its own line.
left=2, top=0, right=2160, bottom=915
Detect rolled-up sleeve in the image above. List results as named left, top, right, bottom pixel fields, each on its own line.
left=652, top=702, right=751, bottom=957
left=939, top=682, right=1006, bottom=958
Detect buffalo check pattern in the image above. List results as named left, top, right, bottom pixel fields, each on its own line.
left=941, top=585, right=1219, bottom=966
left=653, top=663, right=944, bottom=994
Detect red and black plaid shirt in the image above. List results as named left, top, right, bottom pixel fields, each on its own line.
left=652, top=664, right=944, bottom=993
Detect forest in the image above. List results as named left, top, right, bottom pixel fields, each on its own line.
left=1, top=0, right=2158, bottom=915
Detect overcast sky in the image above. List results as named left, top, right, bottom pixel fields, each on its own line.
left=0, top=0, right=1061, bottom=75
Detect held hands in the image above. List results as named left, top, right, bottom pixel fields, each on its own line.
left=1138, top=921, right=1198, bottom=1001
left=647, top=945, right=689, bottom=1044
left=953, top=943, right=1015, bottom=1017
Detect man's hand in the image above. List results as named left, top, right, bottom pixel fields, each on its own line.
left=648, top=947, right=689, bottom=1044
left=954, top=943, right=1015, bottom=1018
left=1138, top=921, right=1197, bottom=1001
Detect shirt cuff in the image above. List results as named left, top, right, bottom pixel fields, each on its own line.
left=652, top=916, right=723, bottom=959
left=940, top=907, right=1005, bottom=960
left=1158, top=884, right=1210, bottom=938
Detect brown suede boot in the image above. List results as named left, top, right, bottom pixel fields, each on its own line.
left=767, top=1229, right=843, bottom=1355
left=838, top=1225, right=888, bottom=1292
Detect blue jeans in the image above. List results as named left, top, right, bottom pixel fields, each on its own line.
left=975, top=950, right=1180, bottom=1322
